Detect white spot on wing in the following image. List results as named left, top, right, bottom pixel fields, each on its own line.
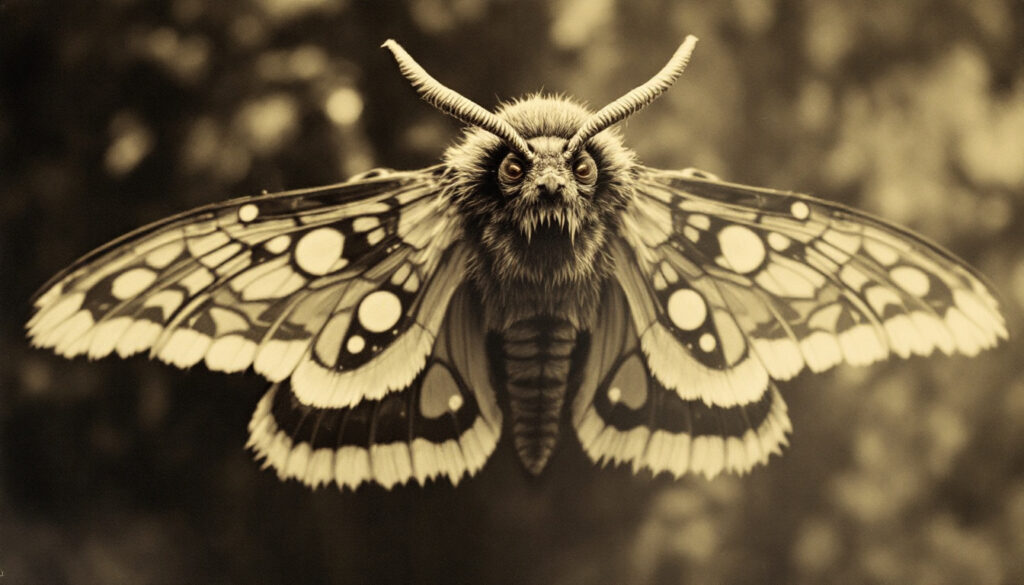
left=667, top=288, right=707, bottom=331
left=346, top=335, right=365, bottom=354
left=238, top=203, right=259, bottom=223
left=265, top=235, right=291, bottom=254
left=294, top=228, right=344, bottom=275
left=767, top=232, right=791, bottom=251
left=607, top=387, right=622, bottom=404
left=718, top=225, right=766, bottom=274
left=357, top=290, right=402, bottom=333
left=699, top=332, right=717, bottom=352
left=111, top=268, right=157, bottom=299
left=790, top=201, right=810, bottom=220
left=890, top=266, right=930, bottom=296
left=447, top=394, right=464, bottom=412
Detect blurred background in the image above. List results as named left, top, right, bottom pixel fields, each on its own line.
left=1, top=0, right=1023, bottom=583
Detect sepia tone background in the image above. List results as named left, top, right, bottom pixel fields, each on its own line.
left=2, top=0, right=1023, bottom=583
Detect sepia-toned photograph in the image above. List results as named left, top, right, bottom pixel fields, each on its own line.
left=1, top=0, right=1022, bottom=583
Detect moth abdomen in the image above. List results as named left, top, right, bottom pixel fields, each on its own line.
left=499, top=316, right=579, bottom=475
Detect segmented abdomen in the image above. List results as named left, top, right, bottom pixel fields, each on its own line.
left=500, top=316, right=578, bottom=475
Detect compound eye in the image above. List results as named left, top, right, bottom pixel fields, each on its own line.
left=573, top=158, right=596, bottom=182
left=500, top=156, right=525, bottom=183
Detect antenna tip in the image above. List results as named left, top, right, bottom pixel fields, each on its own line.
left=679, top=35, right=699, bottom=54
left=381, top=39, right=399, bottom=51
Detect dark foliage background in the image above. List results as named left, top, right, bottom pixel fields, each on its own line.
left=2, top=1, right=1023, bottom=583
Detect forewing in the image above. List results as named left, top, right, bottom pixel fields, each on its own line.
left=28, top=166, right=468, bottom=408
left=247, top=284, right=502, bottom=489
left=614, top=167, right=1007, bottom=412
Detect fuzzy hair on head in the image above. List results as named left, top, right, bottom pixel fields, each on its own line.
left=442, top=96, right=638, bottom=327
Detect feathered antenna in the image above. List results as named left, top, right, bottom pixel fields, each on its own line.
left=383, top=39, right=534, bottom=160
left=565, top=36, right=699, bottom=156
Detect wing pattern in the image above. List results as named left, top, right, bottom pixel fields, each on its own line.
left=28, top=167, right=468, bottom=409
left=27, top=161, right=1008, bottom=487
left=573, top=167, right=1006, bottom=477
left=572, top=282, right=792, bottom=479
left=247, top=285, right=501, bottom=489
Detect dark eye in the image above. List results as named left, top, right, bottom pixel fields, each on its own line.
left=500, top=157, right=525, bottom=183
left=574, top=159, right=596, bottom=181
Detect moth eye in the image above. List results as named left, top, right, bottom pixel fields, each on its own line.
left=573, top=159, right=596, bottom=182
left=499, top=157, right=525, bottom=183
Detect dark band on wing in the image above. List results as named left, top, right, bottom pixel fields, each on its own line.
left=590, top=350, right=774, bottom=438
left=269, top=369, right=483, bottom=451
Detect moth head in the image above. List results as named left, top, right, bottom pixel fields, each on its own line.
left=442, top=97, right=635, bottom=286
left=382, top=37, right=698, bottom=284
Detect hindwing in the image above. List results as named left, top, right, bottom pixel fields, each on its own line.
left=247, top=284, right=501, bottom=489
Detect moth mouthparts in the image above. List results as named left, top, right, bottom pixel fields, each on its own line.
left=520, top=210, right=579, bottom=245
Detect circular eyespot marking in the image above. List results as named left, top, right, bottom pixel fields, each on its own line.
left=890, top=266, right=930, bottom=296
left=294, top=228, right=344, bottom=275
left=357, top=290, right=402, bottom=333
left=607, top=386, right=622, bottom=404
left=790, top=201, right=811, bottom=220
left=718, top=225, right=766, bottom=274
left=667, top=288, right=708, bottom=331
left=346, top=335, right=366, bottom=354
left=447, top=394, right=464, bottom=412
left=699, top=332, right=717, bottom=352
left=238, top=203, right=259, bottom=223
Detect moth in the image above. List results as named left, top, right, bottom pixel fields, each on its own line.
left=27, top=36, right=1007, bottom=490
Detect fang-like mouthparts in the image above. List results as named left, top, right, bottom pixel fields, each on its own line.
left=520, top=210, right=579, bottom=245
